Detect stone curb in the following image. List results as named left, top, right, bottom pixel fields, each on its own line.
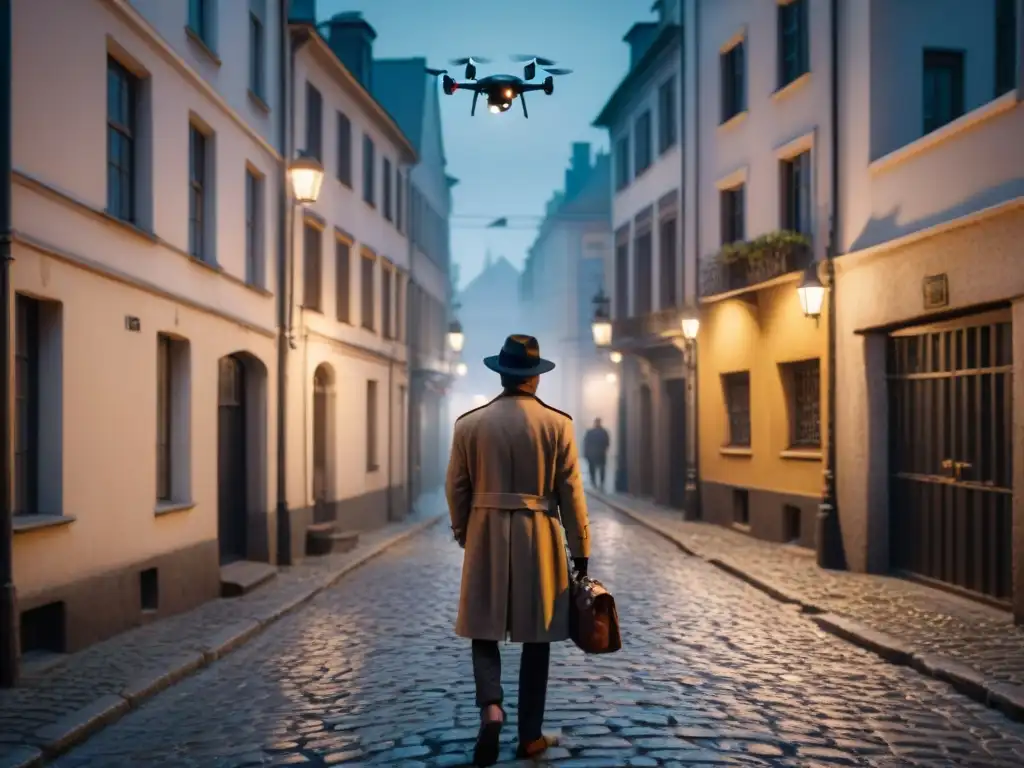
left=590, top=491, right=1024, bottom=725
left=4, top=514, right=445, bottom=768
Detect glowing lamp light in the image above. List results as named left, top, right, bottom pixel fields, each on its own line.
left=797, top=267, right=826, bottom=319
left=489, top=104, right=501, bottom=114
left=609, top=351, right=623, bottom=364
left=455, top=361, right=468, bottom=377
left=447, top=320, right=465, bottom=353
left=605, top=372, right=618, bottom=384
left=591, top=288, right=612, bottom=348
left=288, top=151, right=325, bottom=205
left=681, top=315, right=700, bottom=342
left=504, top=88, right=514, bottom=98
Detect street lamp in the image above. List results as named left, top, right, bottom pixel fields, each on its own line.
left=591, top=288, right=612, bottom=348
left=455, top=361, right=468, bottom=377
left=288, top=150, right=325, bottom=206
left=447, top=319, right=465, bottom=353
left=679, top=307, right=701, bottom=520
left=609, top=351, right=623, bottom=364
left=797, top=265, right=826, bottom=322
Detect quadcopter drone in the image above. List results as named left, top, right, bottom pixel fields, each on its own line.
left=425, top=55, right=573, bottom=118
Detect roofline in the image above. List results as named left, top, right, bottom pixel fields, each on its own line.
left=296, top=24, right=418, bottom=164
left=593, top=23, right=681, bottom=129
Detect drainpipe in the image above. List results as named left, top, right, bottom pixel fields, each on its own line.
left=816, top=0, right=846, bottom=570
left=404, top=171, right=417, bottom=510
left=386, top=354, right=394, bottom=521
left=0, top=0, right=17, bottom=688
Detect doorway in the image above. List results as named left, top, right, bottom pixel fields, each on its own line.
left=638, top=384, right=654, bottom=497
left=217, top=355, right=247, bottom=563
left=312, top=365, right=332, bottom=523
left=665, top=378, right=687, bottom=509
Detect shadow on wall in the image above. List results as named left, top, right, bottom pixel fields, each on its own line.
left=849, top=177, right=1024, bottom=253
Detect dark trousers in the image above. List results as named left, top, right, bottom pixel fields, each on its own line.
left=588, top=458, right=606, bottom=490
left=472, top=640, right=550, bottom=742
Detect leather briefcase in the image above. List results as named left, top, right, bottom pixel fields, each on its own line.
left=568, top=573, right=622, bottom=655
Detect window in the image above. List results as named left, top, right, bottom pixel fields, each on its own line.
left=723, top=371, right=751, bottom=447
left=396, top=170, right=404, bottom=232
left=721, top=42, right=746, bottom=122
left=633, top=227, right=652, bottom=316
left=721, top=185, right=745, bottom=244
left=244, top=169, right=263, bottom=286
left=614, top=236, right=629, bottom=318
left=923, top=49, right=964, bottom=135
left=306, top=82, right=323, bottom=161
left=188, top=124, right=211, bottom=261
left=634, top=111, right=652, bottom=175
left=363, top=135, right=376, bottom=206
left=335, top=239, right=351, bottom=323
left=188, top=0, right=210, bottom=44
left=783, top=359, right=820, bottom=448
left=107, top=57, right=138, bottom=223
left=248, top=10, right=264, bottom=98
left=778, top=0, right=809, bottom=88
left=996, top=0, right=1018, bottom=97
left=383, top=158, right=393, bottom=221
left=366, top=380, right=379, bottom=471
left=659, top=216, right=678, bottom=309
left=14, top=296, right=40, bottom=515
left=156, top=335, right=190, bottom=504
left=381, top=262, right=393, bottom=339
left=336, top=111, right=352, bottom=186
left=614, top=135, right=630, bottom=191
left=395, top=272, right=405, bottom=341
left=302, top=221, right=322, bottom=312
left=361, top=249, right=375, bottom=330
left=658, top=77, right=677, bottom=154
left=780, top=151, right=811, bottom=236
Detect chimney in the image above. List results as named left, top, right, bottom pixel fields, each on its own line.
left=564, top=142, right=592, bottom=200
left=325, top=12, right=377, bottom=90
left=624, top=22, right=660, bottom=69
left=289, top=0, right=316, bottom=24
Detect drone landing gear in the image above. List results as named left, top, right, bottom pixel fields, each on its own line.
left=520, top=93, right=529, bottom=119
left=471, top=91, right=478, bottom=116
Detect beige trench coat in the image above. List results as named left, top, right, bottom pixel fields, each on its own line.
left=446, top=392, right=591, bottom=643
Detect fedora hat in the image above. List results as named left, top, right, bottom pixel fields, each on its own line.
left=483, top=334, right=556, bottom=376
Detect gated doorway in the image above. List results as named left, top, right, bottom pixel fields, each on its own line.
left=888, top=309, right=1013, bottom=605
left=218, top=355, right=247, bottom=563
left=665, top=378, right=687, bottom=509
left=638, top=384, right=654, bottom=497
left=312, top=364, right=333, bottom=523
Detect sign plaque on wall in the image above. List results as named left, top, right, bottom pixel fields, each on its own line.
left=124, top=315, right=141, bottom=332
left=922, top=274, right=949, bottom=310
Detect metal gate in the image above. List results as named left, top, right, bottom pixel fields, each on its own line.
left=888, top=309, right=1013, bottom=604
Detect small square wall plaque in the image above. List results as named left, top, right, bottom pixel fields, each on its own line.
left=922, top=274, right=949, bottom=310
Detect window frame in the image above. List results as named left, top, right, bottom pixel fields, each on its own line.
left=335, top=237, right=351, bottom=323
left=360, top=249, right=376, bottom=330
left=720, top=185, right=745, bottom=245
left=383, top=157, right=393, bottom=222
left=780, top=150, right=811, bottom=236
left=156, top=334, right=173, bottom=502
left=783, top=358, right=821, bottom=449
left=657, top=76, right=677, bottom=154
left=305, top=82, right=323, bottom=161
left=778, top=0, right=809, bottom=89
left=614, top=134, right=630, bottom=191
left=659, top=214, right=678, bottom=309
left=107, top=56, right=138, bottom=223
left=366, top=379, right=379, bottom=472
left=995, top=0, right=1018, bottom=97
left=336, top=111, right=352, bottom=186
left=634, top=110, right=653, bottom=176
left=723, top=371, right=752, bottom=448
left=14, top=295, right=40, bottom=516
left=381, top=261, right=393, bottom=339
left=248, top=11, right=264, bottom=98
left=720, top=41, right=747, bottom=123
left=188, top=123, right=208, bottom=260
left=632, top=223, right=653, bottom=316
left=922, top=48, right=965, bottom=135
left=362, top=135, right=376, bottom=207
left=188, top=0, right=210, bottom=43
left=244, top=167, right=263, bottom=287
left=302, top=220, right=323, bottom=312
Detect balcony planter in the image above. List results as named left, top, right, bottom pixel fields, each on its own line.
left=701, top=231, right=811, bottom=297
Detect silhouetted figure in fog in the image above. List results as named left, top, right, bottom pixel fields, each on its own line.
left=583, top=418, right=610, bottom=491
left=447, top=334, right=591, bottom=766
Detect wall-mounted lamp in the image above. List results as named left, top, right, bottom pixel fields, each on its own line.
left=455, top=361, right=468, bottom=377
left=797, top=264, right=826, bottom=322
left=591, top=288, right=612, bottom=348
left=447, top=319, right=465, bottom=353
left=609, top=351, right=623, bottom=364
left=288, top=150, right=325, bottom=205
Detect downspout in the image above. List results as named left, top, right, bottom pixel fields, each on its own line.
left=691, top=1, right=701, bottom=520
left=386, top=352, right=394, bottom=520
left=404, top=170, right=416, bottom=511
left=0, top=0, right=18, bottom=688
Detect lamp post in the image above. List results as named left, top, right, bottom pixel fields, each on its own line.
left=276, top=150, right=324, bottom=566
left=680, top=309, right=701, bottom=520
left=590, top=288, right=612, bottom=348
left=797, top=259, right=845, bottom=570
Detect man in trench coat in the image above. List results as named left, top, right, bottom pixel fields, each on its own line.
left=447, top=334, right=591, bottom=767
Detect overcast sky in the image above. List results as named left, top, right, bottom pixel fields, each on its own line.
left=319, top=0, right=656, bottom=288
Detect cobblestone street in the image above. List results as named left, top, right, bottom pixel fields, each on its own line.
left=51, top=501, right=1024, bottom=767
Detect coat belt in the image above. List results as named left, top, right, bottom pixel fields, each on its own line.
left=471, top=492, right=552, bottom=511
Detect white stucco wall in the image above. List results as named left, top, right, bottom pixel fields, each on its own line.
left=12, top=0, right=280, bottom=595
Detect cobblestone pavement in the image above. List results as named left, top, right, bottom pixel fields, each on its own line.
left=51, top=500, right=1024, bottom=767
left=593, top=491, right=1024, bottom=687
left=0, top=495, right=444, bottom=763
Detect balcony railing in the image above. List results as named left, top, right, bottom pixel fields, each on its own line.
left=612, top=307, right=683, bottom=348
left=699, top=231, right=812, bottom=298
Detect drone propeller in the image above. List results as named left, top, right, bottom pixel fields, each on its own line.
left=511, top=55, right=557, bottom=66
left=425, top=67, right=448, bottom=76
left=450, top=56, right=490, bottom=65
left=544, top=67, right=573, bottom=76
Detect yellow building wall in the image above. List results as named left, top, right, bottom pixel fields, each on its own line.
left=698, top=280, right=828, bottom=499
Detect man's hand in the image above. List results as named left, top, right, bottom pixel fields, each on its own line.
left=451, top=526, right=466, bottom=548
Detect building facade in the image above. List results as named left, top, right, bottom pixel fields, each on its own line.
left=594, top=4, right=690, bottom=505
left=285, top=12, right=416, bottom=561
left=10, top=0, right=285, bottom=653
left=372, top=56, right=456, bottom=504
left=519, top=143, right=614, bottom=446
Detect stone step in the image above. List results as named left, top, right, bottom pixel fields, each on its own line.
left=219, top=560, right=278, bottom=598
left=306, top=525, right=360, bottom=556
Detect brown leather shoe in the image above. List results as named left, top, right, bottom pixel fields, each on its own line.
left=472, top=706, right=505, bottom=767
left=515, top=733, right=558, bottom=759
